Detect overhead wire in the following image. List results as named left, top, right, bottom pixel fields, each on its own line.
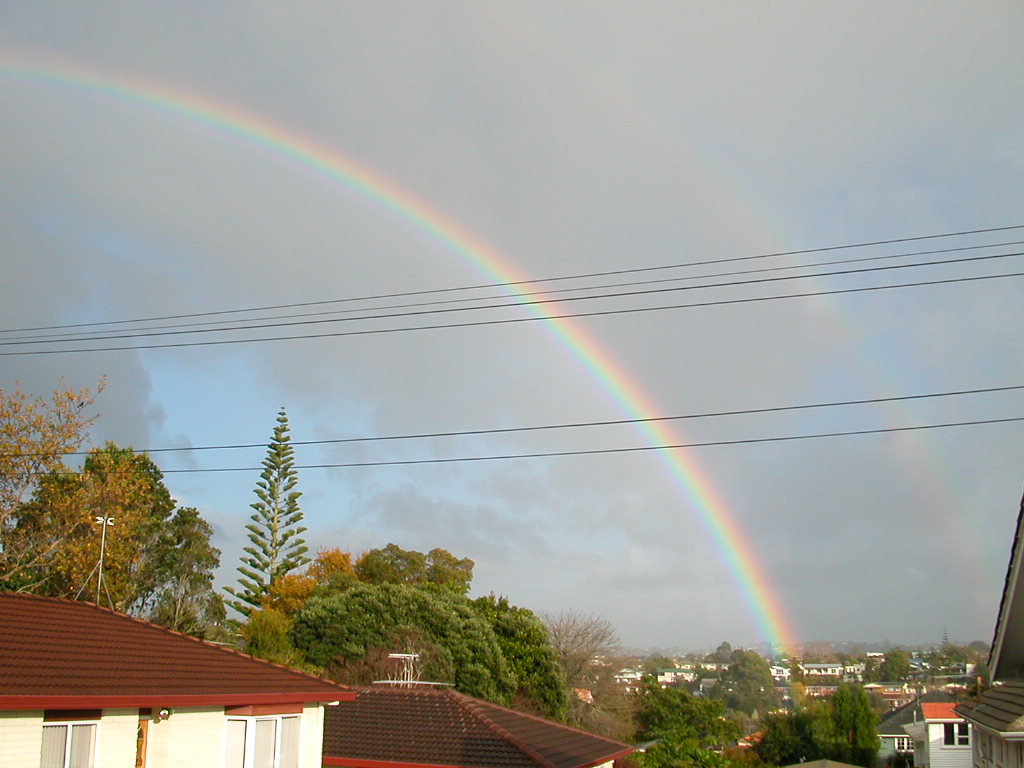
left=3, top=266, right=1021, bottom=356
left=1, top=222, right=1020, bottom=336
left=12, top=383, right=1021, bottom=458
left=5, top=238, right=1022, bottom=344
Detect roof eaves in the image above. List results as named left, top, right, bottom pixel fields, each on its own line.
left=0, top=691, right=355, bottom=710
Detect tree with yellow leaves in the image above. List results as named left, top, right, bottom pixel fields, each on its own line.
left=0, top=380, right=104, bottom=590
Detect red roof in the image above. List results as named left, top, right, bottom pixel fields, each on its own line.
left=323, top=687, right=633, bottom=768
left=921, top=702, right=961, bottom=721
left=0, top=592, right=354, bottom=709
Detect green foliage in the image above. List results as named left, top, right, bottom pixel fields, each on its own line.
left=755, top=709, right=818, bottom=766
left=636, top=678, right=741, bottom=747
left=146, top=506, right=227, bottom=639
left=471, top=595, right=567, bottom=719
left=878, top=649, right=911, bottom=681
left=290, top=582, right=514, bottom=703
left=722, top=650, right=777, bottom=715
left=634, top=679, right=742, bottom=768
left=755, top=685, right=879, bottom=768
left=354, top=543, right=474, bottom=594
left=242, top=607, right=305, bottom=668
left=226, top=409, right=310, bottom=617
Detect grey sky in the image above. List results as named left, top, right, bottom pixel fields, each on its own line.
left=1, top=2, right=1022, bottom=651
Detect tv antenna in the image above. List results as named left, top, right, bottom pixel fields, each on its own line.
left=75, top=516, right=115, bottom=609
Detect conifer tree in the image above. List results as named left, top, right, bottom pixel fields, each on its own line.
left=226, top=409, right=309, bottom=618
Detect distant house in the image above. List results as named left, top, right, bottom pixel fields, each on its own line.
left=957, top=492, right=1024, bottom=768
left=0, top=592, right=353, bottom=768
left=876, top=691, right=955, bottom=766
left=902, top=701, right=972, bottom=768
left=322, top=686, right=633, bottom=768
left=865, top=682, right=915, bottom=710
left=803, top=663, right=844, bottom=679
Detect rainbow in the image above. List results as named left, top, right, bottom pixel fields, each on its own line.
left=2, top=50, right=798, bottom=653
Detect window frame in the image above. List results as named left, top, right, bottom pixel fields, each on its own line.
left=224, top=713, right=301, bottom=768
left=943, top=722, right=970, bottom=747
left=40, top=718, right=100, bottom=768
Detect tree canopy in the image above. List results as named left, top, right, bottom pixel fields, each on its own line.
left=290, top=582, right=515, bottom=702
left=354, top=543, right=474, bottom=594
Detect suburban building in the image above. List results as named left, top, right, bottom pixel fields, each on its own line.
left=902, top=701, right=972, bottom=768
left=957, top=492, right=1024, bottom=768
left=0, top=592, right=354, bottom=768
left=876, top=691, right=956, bottom=766
left=322, top=686, right=633, bottom=768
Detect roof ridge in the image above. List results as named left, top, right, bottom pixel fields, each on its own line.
left=446, top=690, right=561, bottom=768
left=451, top=689, right=631, bottom=747
left=0, top=591, right=350, bottom=692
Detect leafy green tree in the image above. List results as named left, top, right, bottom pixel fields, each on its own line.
left=722, top=650, right=777, bottom=715
left=755, top=710, right=818, bottom=766
left=822, top=684, right=880, bottom=767
left=146, top=506, right=226, bottom=639
left=354, top=543, right=474, bottom=594
left=290, top=582, right=514, bottom=703
left=242, top=606, right=305, bottom=668
left=226, top=409, right=309, bottom=617
left=471, top=595, right=567, bottom=719
left=634, top=679, right=741, bottom=768
left=878, top=649, right=911, bottom=681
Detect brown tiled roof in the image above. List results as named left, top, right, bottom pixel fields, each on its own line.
left=322, top=687, right=633, bottom=768
left=958, top=681, right=1024, bottom=734
left=0, top=592, right=354, bottom=709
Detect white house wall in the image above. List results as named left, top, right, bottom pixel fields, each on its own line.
left=145, top=706, right=226, bottom=767
left=0, top=711, right=44, bottom=767
left=927, top=722, right=974, bottom=768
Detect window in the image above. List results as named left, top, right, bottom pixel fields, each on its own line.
left=944, top=722, right=970, bottom=746
left=225, top=716, right=300, bottom=768
left=40, top=722, right=97, bottom=768
left=894, top=736, right=913, bottom=752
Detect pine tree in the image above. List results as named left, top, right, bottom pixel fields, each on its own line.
left=226, top=409, right=309, bottom=618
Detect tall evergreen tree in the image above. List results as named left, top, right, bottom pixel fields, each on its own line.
left=226, top=409, right=309, bottom=618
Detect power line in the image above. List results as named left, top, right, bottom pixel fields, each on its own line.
left=149, top=416, right=1024, bottom=471
left=7, top=238, right=1022, bottom=344
left=18, top=383, right=1021, bottom=458
left=2, top=223, right=1020, bottom=335
left=3, top=267, right=1021, bottom=356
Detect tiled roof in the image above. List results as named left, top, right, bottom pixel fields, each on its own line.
left=0, top=592, right=354, bottom=709
left=958, top=681, right=1024, bottom=733
left=989, top=492, right=1024, bottom=681
left=921, top=702, right=960, bottom=721
left=322, top=686, right=633, bottom=768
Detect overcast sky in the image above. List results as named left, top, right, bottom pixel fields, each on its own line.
left=2, top=2, right=1022, bottom=652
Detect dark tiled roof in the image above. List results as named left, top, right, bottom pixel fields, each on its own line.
left=878, top=691, right=954, bottom=735
left=958, top=681, right=1024, bottom=733
left=323, top=687, right=633, bottom=768
left=0, top=592, right=353, bottom=708
left=989, top=492, right=1024, bottom=680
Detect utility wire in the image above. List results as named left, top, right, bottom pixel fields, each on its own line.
left=3, top=268, right=1021, bottom=356
left=151, top=416, right=1024, bottom=472
left=16, top=383, right=1022, bottom=458
left=7, top=238, right=1021, bottom=343
left=2, top=250, right=1021, bottom=350
left=2, top=223, right=1020, bottom=335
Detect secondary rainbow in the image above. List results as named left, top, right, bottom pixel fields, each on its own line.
left=2, top=52, right=798, bottom=652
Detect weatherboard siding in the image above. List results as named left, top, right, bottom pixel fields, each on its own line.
left=0, top=710, right=44, bottom=767
left=145, top=707, right=226, bottom=767
left=95, top=708, right=141, bottom=767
